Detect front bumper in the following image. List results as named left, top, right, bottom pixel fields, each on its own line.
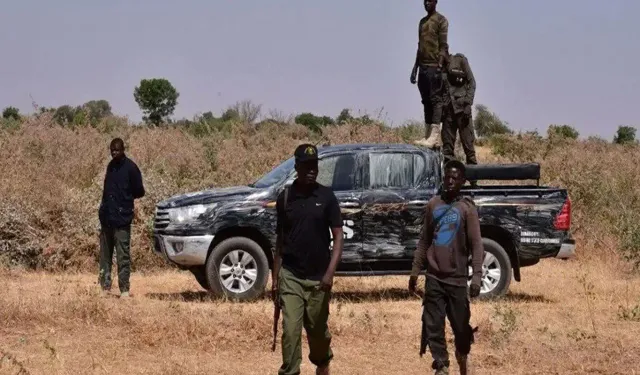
left=153, top=234, right=214, bottom=266
left=555, top=238, right=576, bottom=259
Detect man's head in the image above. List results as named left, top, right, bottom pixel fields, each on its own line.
left=442, top=159, right=466, bottom=196
left=110, top=138, right=125, bottom=161
left=293, top=143, right=319, bottom=186
left=424, top=0, right=437, bottom=13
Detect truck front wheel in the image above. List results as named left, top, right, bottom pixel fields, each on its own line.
left=205, top=237, right=269, bottom=302
left=468, top=238, right=512, bottom=300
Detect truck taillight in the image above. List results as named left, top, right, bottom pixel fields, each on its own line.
left=554, top=198, right=571, bottom=231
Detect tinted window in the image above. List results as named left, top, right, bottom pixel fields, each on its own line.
left=252, top=157, right=295, bottom=188
left=367, top=153, right=413, bottom=189
left=413, top=153, right=426, bottom=185
left=316, top=154, right=358, bottom=191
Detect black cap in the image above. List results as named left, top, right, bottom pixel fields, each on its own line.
left=444, top=159, right=466, bottom=176
left=294, top=143, right=318, bottom=163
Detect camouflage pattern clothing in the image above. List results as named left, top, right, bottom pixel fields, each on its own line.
left=414, top=11, right=449, bottom=143
left=417, top=11, right=449, bottom=68
left=442, top=53, right=478, bottom=165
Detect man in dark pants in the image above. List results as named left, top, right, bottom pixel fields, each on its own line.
left=409, top=160, right=483, bottom=375
left=98, top=138, right=145, bottom=298
left=272, top=143, right=344, bottom=375
left=410, top=0, right=449, bottom=149
left=442, top=52, right=478, bottom=165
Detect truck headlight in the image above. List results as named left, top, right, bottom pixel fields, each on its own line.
left=168, top=203, right=218, bottom=224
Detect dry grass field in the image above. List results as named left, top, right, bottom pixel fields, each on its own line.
left=1, top=256, right=639, bottom=375
left=2, top=114, right=640, bottom=374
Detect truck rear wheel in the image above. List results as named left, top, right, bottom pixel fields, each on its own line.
left=205, top=237, right=269, bottom=302
left=468, top=238, right=512, bottom=300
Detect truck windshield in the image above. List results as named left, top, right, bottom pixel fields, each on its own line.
left=250, top=157, right=295, bottom=188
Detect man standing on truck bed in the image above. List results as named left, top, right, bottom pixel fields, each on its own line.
left=98, top=138, right=145, bottom=298
left=409, top=160, right=483, bottom=375
left=272, top=143, right=344, bottom=375
left=410, top=0, right=449, bottom=149
left=442, top=51, right=478, bottom=166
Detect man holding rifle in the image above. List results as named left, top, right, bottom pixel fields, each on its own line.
left=272, top=144, right=344, bottom=375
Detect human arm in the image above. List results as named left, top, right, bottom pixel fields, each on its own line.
left=467, top=204, right=483, bottom=297
left=462, top=55, right=476, bottom=110
left=437, top=17, right=449, bottom=68
left=272, top=191, right=285, bottom=301
left=409, top=204, right=433, bottom=291
left=130, top=163, right=145, bottom=199
left=320, top=193, right=344, bottom=291
left=411, top=18, right=425, bottom=83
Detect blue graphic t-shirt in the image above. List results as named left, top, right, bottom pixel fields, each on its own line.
left=411, top=195, right=485, bottom=287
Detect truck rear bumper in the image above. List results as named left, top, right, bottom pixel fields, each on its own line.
left=555, top=238, right=576, bottom=259
left=153, top=234, right=214, bottom=266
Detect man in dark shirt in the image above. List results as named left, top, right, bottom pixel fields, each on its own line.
left=410, top=0, right=449, bottom=149
left=98, top=138, right=145, bottom=298
left=442, top=52, right=478, bottom=166
left=409, top=160, right=483, bottom=375
left=272, top=143, right=344, bottom=375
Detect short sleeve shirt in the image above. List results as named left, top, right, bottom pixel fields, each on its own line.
left=276, top=181, right=343, bottom=280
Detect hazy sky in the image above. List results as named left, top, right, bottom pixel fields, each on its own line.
left=1, top=0, right=638, bottom=139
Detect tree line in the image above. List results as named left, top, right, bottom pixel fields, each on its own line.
left=1, top=77, right=637, bottom=145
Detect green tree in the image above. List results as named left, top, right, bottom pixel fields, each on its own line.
left=613, top=126, right=636, bottom=145
left=82, top=100, right=112, bottom=125
left=53, top=105, right=78, bottom=125
left=547, top=124, right=579, bottom=140
left=336, top=108, right=353, bottom=124
left=2, top=106, right=20, bottom=120
left=133, top=78, right=179, bottom=126
left=295, top=113, right=335, bottom=133
left=473, top=104, right=512, bottom=137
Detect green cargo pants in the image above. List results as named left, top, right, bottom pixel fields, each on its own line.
left=98, top=225, right=132, bottom=293
left=278, top=267, right=333, bottom=375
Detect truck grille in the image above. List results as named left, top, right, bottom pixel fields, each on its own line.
left=154, top=208, right=170, bottom=231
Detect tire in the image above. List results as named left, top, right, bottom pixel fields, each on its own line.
left=468, top=238, right=512, bottom=300
left=189, top=267, right=210, bottom=291
left=205, top=237, right=269, bottom=302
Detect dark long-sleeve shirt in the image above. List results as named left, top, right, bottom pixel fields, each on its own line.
left=99, top=156, right=145, bottom=228
left=411, top=195, right=484, bottom=287
left=417, top=11, right=449, bottom=68
left=446, top=53, right=476, bottom=114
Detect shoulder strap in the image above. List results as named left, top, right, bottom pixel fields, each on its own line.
left=283, top=186, right=290, bottom=210
left=432, top=200, right=459, bottom=237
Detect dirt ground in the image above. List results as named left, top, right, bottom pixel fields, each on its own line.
left=1, top=257, right=639, bottom=375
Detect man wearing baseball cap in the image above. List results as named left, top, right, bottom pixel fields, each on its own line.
left=272, top=143, right=344, bottom=375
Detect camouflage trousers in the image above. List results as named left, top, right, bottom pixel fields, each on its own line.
left=278, top=267, right=333, bottom=375
left=442, top=106, right=478, bottom=165
left=98, top=225, right=132, bottom=293
left=417, top=65, right=446, bottom=129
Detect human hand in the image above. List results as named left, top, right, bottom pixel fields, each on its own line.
left=408, top=276, right=418, bottom=293
left=410, top=68, right=417, bottom=84
left=318, top=273, right=334, bottom=292
left=469, top=283, right=481, bottom=298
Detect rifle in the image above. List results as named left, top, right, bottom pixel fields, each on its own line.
left=271, top=186, right=289, bottom=352
left=271, top=298, right=280, bottom=352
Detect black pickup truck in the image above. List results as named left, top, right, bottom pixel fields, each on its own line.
left=152, top=143, right=576, bottom=301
